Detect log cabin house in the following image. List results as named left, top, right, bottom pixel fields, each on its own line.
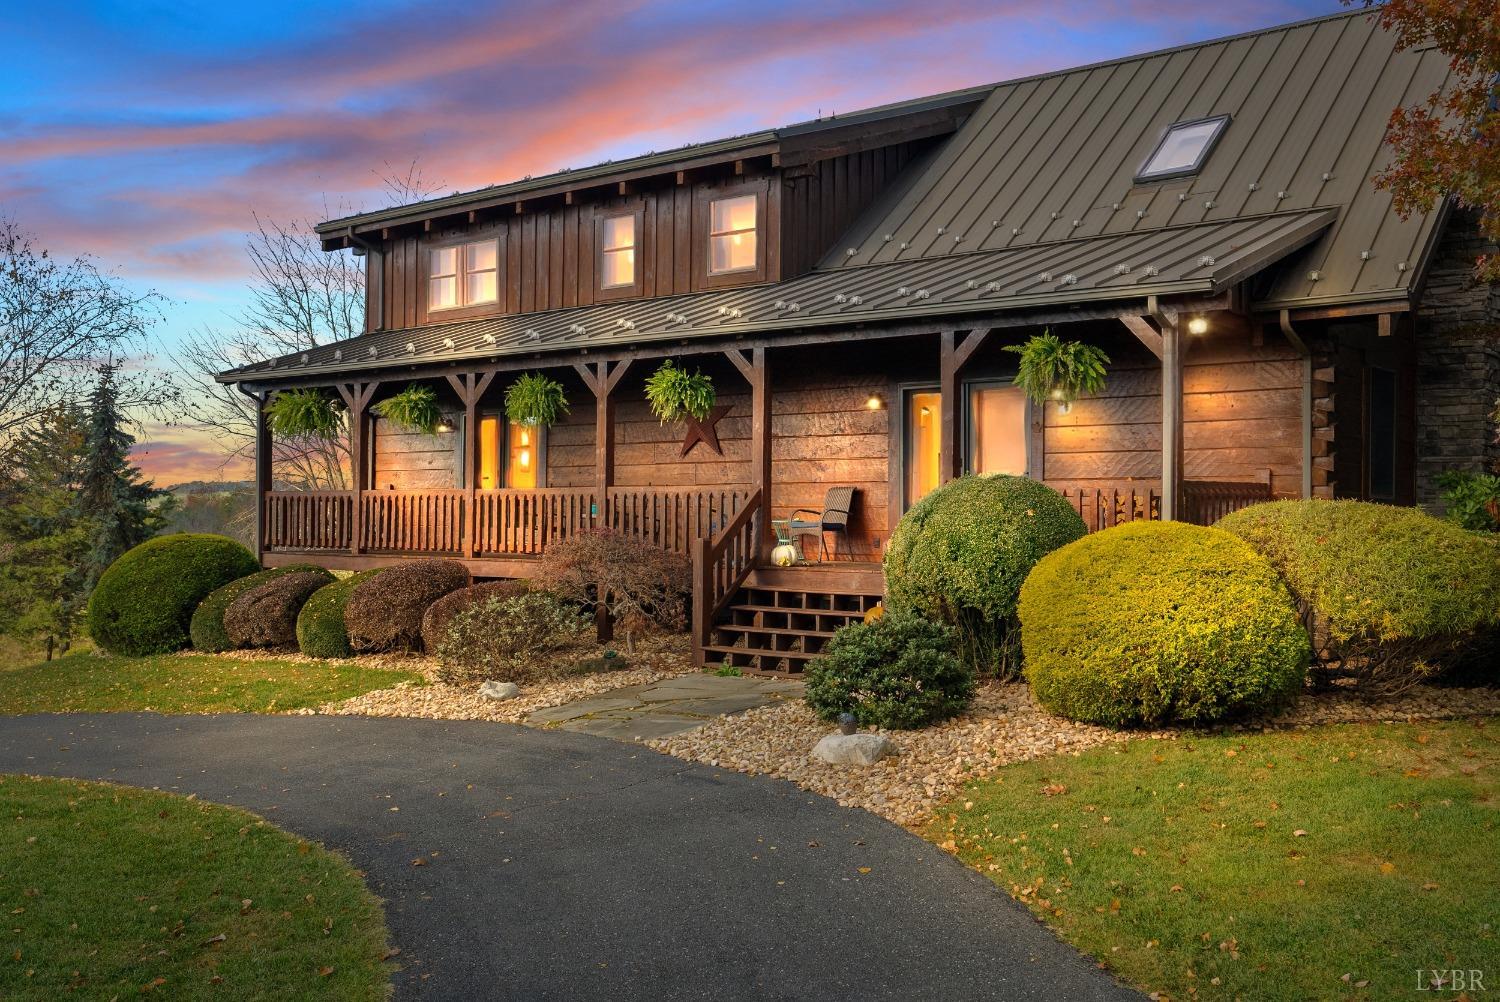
left=217, top=10, right=1493, bottom=673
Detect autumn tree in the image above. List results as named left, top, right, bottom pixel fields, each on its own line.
left=1356, top=0, right=1500, bottom=280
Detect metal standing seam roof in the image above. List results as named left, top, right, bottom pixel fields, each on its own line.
left=828, top=8, right=1454, bottom=310
left=220, top=210, right=1334, bottom=382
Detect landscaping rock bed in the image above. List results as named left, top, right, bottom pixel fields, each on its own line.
left=647, top=682, right=1500, bottom=829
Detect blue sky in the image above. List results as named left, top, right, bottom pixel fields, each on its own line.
left=0, top=0, right=1335, bottom=481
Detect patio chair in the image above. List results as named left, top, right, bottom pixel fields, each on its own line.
left=788, top=487, right=857, bottom=561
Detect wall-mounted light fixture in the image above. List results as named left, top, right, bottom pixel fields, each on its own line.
left=1187, top=315, right=1210, bottom=336
left=435, top=415, right=456, bottom=433
left=865, top=394, right=885, bottom=411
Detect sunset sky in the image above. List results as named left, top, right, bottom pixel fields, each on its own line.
left=1, top=0, right=1333, bottom=485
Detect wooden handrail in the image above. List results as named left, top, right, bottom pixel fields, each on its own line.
left=691, top=488, right=763, bottom=663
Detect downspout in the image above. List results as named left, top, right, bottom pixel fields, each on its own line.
left=345, top=227, right=383, bottom=332
left=1279, top=309, right=1314, bottom=500
left=236, top=382, right=271, bottom=558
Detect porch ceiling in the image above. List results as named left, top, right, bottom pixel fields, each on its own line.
left=219, top=209, right=1334, bottom=384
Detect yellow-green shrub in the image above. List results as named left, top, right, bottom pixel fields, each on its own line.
left=1019, top=521, right=1309, bottom=727
left=884, top=475, right=1086, bottom=678
left=1217, top=500, right=1500, bottom=691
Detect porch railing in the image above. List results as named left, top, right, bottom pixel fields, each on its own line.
left=474, top=488, right=597, bottom=556
left=604, top=487, right=750, bottom=555
left=1052, top=477, right=1273, bottom=532
left=691, top=488, right=764, bottom=660
left=264, top=491, right=354, bottom=551
left=1181, top=477, right=1275, bottom=525
left=361, top=489, right=466, bottom=554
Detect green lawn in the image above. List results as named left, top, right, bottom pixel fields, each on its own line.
left=929, top=719, right=1498, bottom=1001
left=0, top=774, right=392, bottom=999
left=0, top=652, right=423, bottom=715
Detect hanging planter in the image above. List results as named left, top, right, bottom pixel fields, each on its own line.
left=265, top=388, right=343, bottom=439
left=371, top=383, right=444, bottom=435
left=644, top=360, right=716, bottom=424
left=1002, top=331, right=1109, bottom=407
left=504, top=372, right=570, bottom=427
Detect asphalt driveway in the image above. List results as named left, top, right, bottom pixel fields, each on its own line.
left=0, top=714, right=1137, bottom=1001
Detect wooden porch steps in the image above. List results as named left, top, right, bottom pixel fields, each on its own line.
left=701, top=564, right=884, bottom=678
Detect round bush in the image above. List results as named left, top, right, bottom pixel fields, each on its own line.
left=420, top=580, right=530, bottom=655
left=884, top=475, right=1086, bottom=678
left=1019, top=521, right=1310, bottom=727
left=223, top=569, right=335, bottom=650
left=435, top=591, right=591, bottom=686
left=190, top=564, right=327, bottom=652
left=87, top=534, right=260, bottom=656
left=344, top=560, right=470, bottom=653
left=804, top=610, right=974, bottom=729
left=1217, top=500, right=1500, bottom=691
left=295, top=569, right=385, bottom=659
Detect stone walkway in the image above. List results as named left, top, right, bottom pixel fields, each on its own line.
left=526, top=673, right=803, bottom=740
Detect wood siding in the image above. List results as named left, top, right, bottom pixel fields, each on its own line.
left=371, top=422, right=459, bottom=490
left=780, top=143, right=932, bottom=277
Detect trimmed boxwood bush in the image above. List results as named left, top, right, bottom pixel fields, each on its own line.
left=191, top=564, right=328, bottom=652
left=435, top=591, right=591, bottom=685
left=420, top=580, right=530, bottom=655
left=1217, top=500, right=1500, bottom=692
left=1019, top=521, right=1309, bottom=727
left=87, top=534, right=260, bottom=656
left=223, top=569, right=335, bottom=650
left=884, top=475, right=1086, bottom=678
left=344, top=560, right=470, bottom=653
left=296, top=569, right=384, bottom=659
left=804, top=610, right=973, bottom=729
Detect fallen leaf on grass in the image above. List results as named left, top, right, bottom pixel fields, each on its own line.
left=317, top=966, right=334, bottom=977
left=1379, top=862, right=1396, bottom=875
left=1292, top=829, right=1308, bottom=837
left=199, top=933, right=226, bottom=948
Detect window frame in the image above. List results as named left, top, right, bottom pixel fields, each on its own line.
left=424, top=235, right=501, bottom=318
left=962, top=377, right=1033, bottom=478
left=1134, top=114, right=1231, bottom=184
left=1363, top=365, right=1397, bottom=503
left=468, top=412, right=546, bottom=490
left=694, top=182, right=768, bottom=289
left=594, top=206, right=645, bottom=300
left=707, top=193, right=759, bottom=276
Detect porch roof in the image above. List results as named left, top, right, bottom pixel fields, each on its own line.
left=219, top=209, right=1333, bottom=383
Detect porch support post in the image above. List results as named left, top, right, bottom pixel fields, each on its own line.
left=253, top=390, right=271, bottom=562
left=336, top=381, right=379, bottom=554
left=938, top=328, right=991, bottom=483
left=726, top=347, right=771, bottom=560
left=447, top=372, right=496, bottom=558
left=1160, top=318, right=1185, bottom=521
left=575, top=359, right=633, bottom=641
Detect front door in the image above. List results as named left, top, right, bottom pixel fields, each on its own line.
left=477, top=416, right=541, bottom=489
left=900, top=380, right=1030, bottom=511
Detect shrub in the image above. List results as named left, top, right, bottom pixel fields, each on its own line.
left=343, top=560, right=469, bottom=653
left=435, top=592, right=592, bottom=685
left=420, top=580, right=531, bottom=654
left=1435, top=470, right=1500, bottom=532
left=295, top=569, right=385, bottom=659
left=804, top=610, right=973, bottom=729
left=223, top=570, right=335, bottom=650
left=87, top=534, right=259, bottom=656
left=1217, top=500, right=1500, bottom=692
left=1019, top=521, right=1309, bottom=727
left=532, top=530, right=689, bottom=649
left=191, top=564, right=327, bottom=652
left=884, top=475, right=1086, bottom=678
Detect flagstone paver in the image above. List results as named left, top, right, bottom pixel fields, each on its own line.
left=527, top=674, right=803, bottom=739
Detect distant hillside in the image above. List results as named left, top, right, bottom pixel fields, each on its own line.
left=165, top=480, right=254, bottom=496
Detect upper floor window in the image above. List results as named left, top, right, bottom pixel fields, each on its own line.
left=709, top=194, right=757, bottom=274
left=599, top=214, right=636, bottom=289
left=1136, top=115, right=1229, bottom=182
left=429, top=239, right=498, bottom=310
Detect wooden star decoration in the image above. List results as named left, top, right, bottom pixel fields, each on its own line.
left=680, top=404, right=732, bottom=457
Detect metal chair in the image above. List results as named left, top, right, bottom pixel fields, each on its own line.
left=788, top=487, right=857, bottom=561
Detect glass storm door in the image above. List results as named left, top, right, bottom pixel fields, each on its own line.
left=966, top=382, right=1028, bottom=476
left=477, top=416, right=538, bottom=489
left=903, top=389, right=941, bottom=508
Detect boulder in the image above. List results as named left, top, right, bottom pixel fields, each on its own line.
left=478, top=681, right=521, bottom=700
left=812, top=733, right=899, bottom=766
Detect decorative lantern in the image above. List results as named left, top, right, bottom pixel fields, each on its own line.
left=771, top=542, right=798, bottom=567
left=838, top=712, right=858, bottom=736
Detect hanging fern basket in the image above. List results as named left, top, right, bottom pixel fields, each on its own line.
left=644, top=360, right=716, bottom=424
left=371, top=383, right=444, bottom=435
left=504, top=372, right=570, bottom=427
left=265, top=388, right=343, bottom=440
left=1002, top=331, right=1110, bottom=406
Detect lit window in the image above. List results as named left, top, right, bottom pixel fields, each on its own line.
left=506, top=422, right=536, bottom=489
left=1136, top=115, right=1229, bottom=182
left=600, top=215, right=636, bottom=289
left=709, top=194, right=757, bottom=274
left=429, top=239, right=498, bottom=310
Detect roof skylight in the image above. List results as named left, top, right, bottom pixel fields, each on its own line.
left=1136, top=115, right=1230, bottom=182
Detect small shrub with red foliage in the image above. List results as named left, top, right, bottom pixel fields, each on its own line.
left=344, top=559, right=470, bottom=653
left=532, top=530, right=689, bottom=648
left=420, top=580, right=531, bottom=654
left=223, top=570, right=336, bottom=650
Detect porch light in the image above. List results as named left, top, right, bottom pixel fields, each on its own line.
left=1187, top=316, right=1210, bottom=335
left=519, top=449, right=531, bottom=469
left=865, top=394, right=885, bottom=411
left=435, top=416, right=456, bottom=433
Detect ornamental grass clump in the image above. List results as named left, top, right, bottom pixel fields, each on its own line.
left=191, top=564, right=327, bottom=653
left=87, top=534, right=260, bottom=656
left=1018, top=521, right=1309, bottom=727
left=295, top=569, right=385, bottom=659
left=804, top=611, right=973, bottom=729
left=435, top=591, right=592, bottom=685
left=1217, top=499, right=1500, bottom=693
left=884, top=475, right=1086, bottom=678
left=223, top=569, right=335, bottom=650
left=343, top=559, right=470, bottom=653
